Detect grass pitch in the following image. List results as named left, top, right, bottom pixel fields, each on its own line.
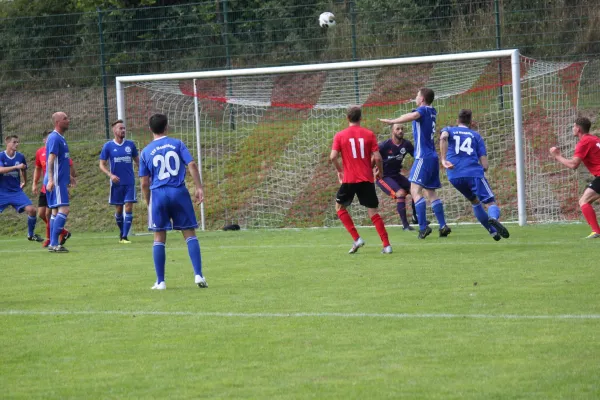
left=1, top=224, right=599, bottom=399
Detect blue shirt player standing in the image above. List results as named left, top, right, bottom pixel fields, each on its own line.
left=0, top=135, right=43, bottom=242
left=379, top=88, right=450, bottom=239
left=99, top=119, right=139, bottom=244
left=44, top=112, right=72, bottom=253
left=439, top=109, right=509, bottom=241
left=139, top=113, right=207, bottom=290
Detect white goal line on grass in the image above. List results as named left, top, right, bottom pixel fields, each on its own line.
left=1, top=310, right=599, bottom=320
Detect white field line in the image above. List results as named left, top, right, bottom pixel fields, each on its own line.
left=1, top=310, right=599, bottom=320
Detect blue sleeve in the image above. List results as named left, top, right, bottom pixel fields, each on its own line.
left=0, top=154, right=5, bottom=167
left=47, top=136, right=60, bottom=155
left=131, top=142, right=139, bottom=158
left=478, top=136, right=487, bottom=157
left=179, top=141, right=194, bottom=165
left=138, top=152, right=149, bottom=177
left=99, top=142, right=109, bottom=160
left=19, top=153, right=27, bottom=169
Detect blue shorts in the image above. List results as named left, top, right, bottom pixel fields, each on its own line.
left=376, top=175, right=410, bottom=198
left=148, top=185, right=198, bottom=231
left=409, top=157, right=441, bottom=189
left=0, top=190, right=32, bottom=213
left=109, top=184, right=137, bottom=205
left=449, top=177, right=496, bottom=203
left=46, top=183, right=69, bottom=208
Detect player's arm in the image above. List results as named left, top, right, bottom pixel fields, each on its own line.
left=439, top=130, right=453, bottom=169
left=19, top=163, right=27, bottom=188
left=187, top=161, right=204, bottom=204
left=549, top=147, right=582, bottom=170
left=70, top=161, right=77, bottom=187
left=46, top=153, right=56, bottom=191
left=379, top=111, right=420, bottom=125
left=32, top=165, right=42, bottom=194
left=0, top=163, right=25, bottom=174
left=140, top=175, right=150, bottom=206
left=329, top=149, right=343, bottom=184
left=99, top=159, right=119, bottom=183
left=372, top=151, right=383, bottom=180
left=479, top=155, right=489, bottom=172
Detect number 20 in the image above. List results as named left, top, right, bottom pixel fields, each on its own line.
left=153, top=150, right=181, bottom=180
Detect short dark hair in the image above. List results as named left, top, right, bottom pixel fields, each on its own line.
left=575, top=117, right=591, bottom=133
left=111, top=119, right=124, bottom=127
left=149, top=114, right=168, bottom=134
left=458, top=109, right=472, bottom=125
left=419, top=88, right=435, bottom=104
left=42, top=130, right=52, bottom=138
left=5, top=135, right=18, bottom=142
left=347, top=106, right=362, bottom=123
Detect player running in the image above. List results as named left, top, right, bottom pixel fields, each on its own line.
left=439, top=109, right=509, bottom=241
left=550, top=117, right=600, bottom=238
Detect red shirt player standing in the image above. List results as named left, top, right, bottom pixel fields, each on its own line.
left=550, top=116, right=600, bottom=238
left=330, top=106, right=391, bottom=253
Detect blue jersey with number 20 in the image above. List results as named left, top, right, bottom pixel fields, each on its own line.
left=139, top=136, right=193, bottom=189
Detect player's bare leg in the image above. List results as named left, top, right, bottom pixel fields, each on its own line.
left=579, top=188, right=600, bottom=238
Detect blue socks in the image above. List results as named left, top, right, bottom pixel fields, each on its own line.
left=27, top=215, right=36, bottom=237
left=186, top=236, right=203, bottom=277
left=431, top=199, right=447, bottom=228
left=153, top=242, right=166, bottom=283
left=473, top=203, right=494, bottom=232
left=415, top=198, right=427, bottom=230
left=51, top=213, right=67, bottom=246
left=488, top=204, right=501, bottom=220
left=123, top=213, right=133, bottom=238
left=115, top=213, right=124, bottom=238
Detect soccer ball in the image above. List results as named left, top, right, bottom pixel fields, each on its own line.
left=319, top=12, right=336, bottom=28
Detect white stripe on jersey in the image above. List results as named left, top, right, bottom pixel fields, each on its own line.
left=480, top=177, right=494, bottom=197
left=53, top=158, right=61, bottom=204
left=415, top=122, right=422, bottom=159
left=411, top=159, right=423, bottom=181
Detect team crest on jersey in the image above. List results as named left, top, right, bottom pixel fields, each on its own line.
left=125, top=146, right=132, bottom=154
left=400, top=148, right=406, bottom=154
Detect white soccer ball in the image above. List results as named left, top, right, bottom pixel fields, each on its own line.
left=319, top=12, right=336, bottom=28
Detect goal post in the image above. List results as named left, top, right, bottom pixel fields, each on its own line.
left=116, top=49, right=586, bottom=230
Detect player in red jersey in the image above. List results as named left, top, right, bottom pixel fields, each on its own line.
left=330, top=106, right=391, bottom=254
left=550, top=117, right=600, bottom=238
left=31, top=130, right=74, bottom=247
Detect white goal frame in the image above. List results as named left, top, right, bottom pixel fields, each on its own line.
left=116, top=49, right=527, bottom=227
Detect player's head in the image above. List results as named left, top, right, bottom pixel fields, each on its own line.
left=573, top=117, right=591, bottom=136
left=149, top=113, right=168, bottom=135
left=457, top=109, right=473, bottom=127
left=42, top=130, right=51, bottom=144
left=391, top=123, right=404, bottom=141
left=346, top=106, right=362, bottom=124
left=416, top=88, right=434, bottom=106
left=5, top=135, right=19, bottom=150
left=111, top=119, right=126, bottom=140
left=52, top=112, right=70, bottom=133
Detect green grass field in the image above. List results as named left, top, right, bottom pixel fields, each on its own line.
left=2, top=224, right=600, bottom=399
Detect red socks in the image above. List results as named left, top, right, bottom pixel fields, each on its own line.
left=581, top=203, right=600, bottom=234
left=370, top=213, right=390, bottom=247
left=337, top=209, right=359, bottom=241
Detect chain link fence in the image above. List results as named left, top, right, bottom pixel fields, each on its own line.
left=1, top=0, right=599, bottom=143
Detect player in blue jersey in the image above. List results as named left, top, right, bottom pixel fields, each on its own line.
left=139, top=113, right=207, bottom=290
left=0, top=135, right=43, bottom=242
left=379, top=88, right=451, bottom=239
left=375, top=123, right=420, bottom=230
left=44, top=111, right=72, bottom=253
left=99, top=119, right=139, bottom=244
left=439, top=109, right=509, bottom=240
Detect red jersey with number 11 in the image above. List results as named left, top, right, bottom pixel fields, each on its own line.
left=574, top=134, right=600, bottom=177
left=332, top=125, right=379, bottom=183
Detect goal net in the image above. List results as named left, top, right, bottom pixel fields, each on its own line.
left=116, top=50, right=586, bottom=229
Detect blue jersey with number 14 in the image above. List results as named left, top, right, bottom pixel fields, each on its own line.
left=442, top=126, right=487, bottom=179
left=139, top=136, right=193, bottom=189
